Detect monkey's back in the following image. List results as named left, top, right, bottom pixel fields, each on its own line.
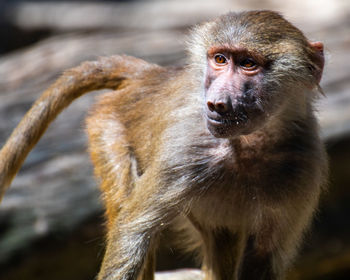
left=85, top=66, right=196, bottom=216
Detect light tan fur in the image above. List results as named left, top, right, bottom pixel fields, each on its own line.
left=0, top=11, right=327, bottom=280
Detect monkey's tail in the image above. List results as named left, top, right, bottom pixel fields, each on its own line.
left=0, top=55, right=154, bottom=201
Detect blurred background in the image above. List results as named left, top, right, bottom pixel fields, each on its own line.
left=0, top=0, right=349, bottom=279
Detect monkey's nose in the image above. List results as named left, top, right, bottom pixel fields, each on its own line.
left=207, top=100, right=230, bottom=114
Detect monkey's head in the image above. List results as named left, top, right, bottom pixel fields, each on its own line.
left=188, top=10, right=324, bottom=138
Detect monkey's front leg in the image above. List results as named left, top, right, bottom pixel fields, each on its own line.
left=98, top=218, right=154, bottom=280
left=201, top=229, right=285, bottom=280
left=97, top=173, right=179, bottom=280
left=200, top=207, right=314, bottom=280
left=98, top=207, right=161, bottom=280
left=200, top=228, right=245, bottom=280
left=238, top=200, right=319, bottom=280
left=238, top=235, right=278, bottom=280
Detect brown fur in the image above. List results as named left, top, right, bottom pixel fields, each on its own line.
left=0, top=11, right=327, bottom=280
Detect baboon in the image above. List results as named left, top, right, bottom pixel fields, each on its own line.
left=0, top=11, right=328, bottom=280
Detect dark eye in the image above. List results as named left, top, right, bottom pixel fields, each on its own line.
left=240, top=58, right=257, bottom=70
left=214, top=54, right=228, bottom=65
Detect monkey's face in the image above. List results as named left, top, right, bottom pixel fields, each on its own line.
left=190, top=11, right=325, bottom=139
left=204, top=47, right=271, bottom=138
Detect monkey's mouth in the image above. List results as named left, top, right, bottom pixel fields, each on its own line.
left=205, top=106, right=257, bottom=138
left=206, top=113, right=250, bottom=137
left=206, top=107, right=250, bottom=127
left=207, top=117, right=233, bottom=127
left=207, top=115, right=247, bottom=127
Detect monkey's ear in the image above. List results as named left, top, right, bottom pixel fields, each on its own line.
left=309, top=41, right=324, bottom=84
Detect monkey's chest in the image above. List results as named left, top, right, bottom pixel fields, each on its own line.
left=186, top=143, right=300, bottom=229
left=189, top=188, right=260, bottom=230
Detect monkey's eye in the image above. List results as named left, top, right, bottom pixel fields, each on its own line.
left=240, top=58, right=257, bottom=70
left=214, top=54, right=228, bottom=65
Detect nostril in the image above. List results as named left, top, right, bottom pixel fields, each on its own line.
left=216, top=102, right=228, bottom=113
left=207, top=101, right=215, bottom=112
left=207, top=97, right=232, bottom=114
